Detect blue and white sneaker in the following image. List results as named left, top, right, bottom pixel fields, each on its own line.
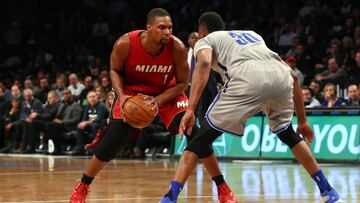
left=320, top=187, right=343, bottom=203
left=159, top=195, right=176, bottom=203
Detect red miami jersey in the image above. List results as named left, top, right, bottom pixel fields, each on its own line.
left=110, top=30, right=189, bottom=128
left=124, top=30, right=176, bottom=95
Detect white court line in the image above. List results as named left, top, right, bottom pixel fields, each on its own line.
left=0, top=164, right=277, bottom=176
left=232, top=160, right=293, bottom=163
left=0, top=163, right=349, bottom=176
left=0, top=154, right=85, bottom=159
left=0, top=193, right=326, bottom=203
left=0, top=194, right=310, bottom=203
left=0, top=153, right=157, bottom=163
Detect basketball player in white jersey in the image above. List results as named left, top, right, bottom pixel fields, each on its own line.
left=160, top=12, right=342, bottom=203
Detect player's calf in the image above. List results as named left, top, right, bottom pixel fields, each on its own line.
left=277, top=124, right=342, bottom=202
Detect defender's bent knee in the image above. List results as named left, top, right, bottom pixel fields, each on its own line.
left=185, top=144, right=213, bottom=159
left=184, top=119, right=222, bottom=159
left=277, top=124, right=303, bottom=149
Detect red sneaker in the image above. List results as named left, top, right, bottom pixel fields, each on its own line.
left=70, top=182, right=90, bottom=203
left=217, top=183, right=238, bottom=203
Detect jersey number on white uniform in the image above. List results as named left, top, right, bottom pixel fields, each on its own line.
left=229, top=32, right=260, bottom=45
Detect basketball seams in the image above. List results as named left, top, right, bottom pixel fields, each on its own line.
left=123, top=108, right=148, bottom=127
left=127, top=99, right=154, bottom=118
left=124, top=104, right=149, bottom=123
left=122, top=96, right=155, bottom=128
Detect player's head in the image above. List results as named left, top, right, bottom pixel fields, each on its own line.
left=198, top=11, right=225, bottom=38
left=187, top=32, right=199, bottom=49
left=146, top=8, right=172, bottom=45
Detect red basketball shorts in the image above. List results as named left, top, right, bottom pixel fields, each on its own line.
left=109, top=90, right=188, bottom=128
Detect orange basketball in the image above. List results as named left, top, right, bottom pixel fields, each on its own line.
left=123, top=95, right=155, bottom=128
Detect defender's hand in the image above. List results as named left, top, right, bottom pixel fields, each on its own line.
left=297, top=122, right=314, bottom=146
left=179, top=110, right=196, bottom=140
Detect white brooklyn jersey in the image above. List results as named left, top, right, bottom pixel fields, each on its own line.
left=194, top=30, right=294, bottom=135
left=193, top=30, right=282, bottom=75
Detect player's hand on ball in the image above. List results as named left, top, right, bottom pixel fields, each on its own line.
left=138, top=94, right=158, bottom=116
left=120, top=95, right=133, bottom=122
left=179, top=110, right=196, bottom=140
left=296, top=122, right=314, bottom=146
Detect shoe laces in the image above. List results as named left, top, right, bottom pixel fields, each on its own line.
left=72, top=182, right=89, bottom=199
left=218, top=184, right=235, bottom=200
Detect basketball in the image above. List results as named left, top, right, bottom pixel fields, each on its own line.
left=123, top=95, right=156, bottom=128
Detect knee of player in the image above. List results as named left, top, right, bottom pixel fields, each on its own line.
left=276, top=124, right=303, bottom=149
left=185, top=143, right=213, bottom=159
left=94, top=148, right=119, bottom=162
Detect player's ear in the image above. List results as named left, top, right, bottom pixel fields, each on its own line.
left=146, top=23, right=151, bottom=30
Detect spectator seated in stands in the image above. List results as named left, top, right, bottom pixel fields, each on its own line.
left=0, top=82, right=11, bottom=101
left=23, top=79, right=40, bottom=97
left=45, top=89, right=82, bottom=155
left=0, top=97, right=21, bottom=153
left=68, top=73, right=85, bottom=101
left=322, top=83, right=345, bottom=108
left=302, top=86, right=321, bottom=108
left=100, top=76, right=112, bottom=93
left=0, top=85, right=23, bottom=153
left=85, top=91, right=114, bottom=150
left=346, top=51, right=360, bottom=85
left=95, top=86, right=106, bottom=103
left=78, top=75, right=94, bottom=106
left=315, top=57, right=347, bottom=87
left=68, top=91, right=107, bottom=155
left=35, top=78, right=51, bottom=104
left=5, top=85, right=23, bottom=107
left=0, top=87, right=6, bottom=148
left=54, top=77, right=66, bottom=99
left=18, top=88, right=43, bottom=153
left=28, top=91, right=60, bottom=153
left=309, top=79, right=325, bottom=103
left=345, top=84, right=360, bottom=107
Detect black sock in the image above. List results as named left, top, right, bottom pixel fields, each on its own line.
left=81, top=173, right=94, bottom=185
left=212, top=175, right=225, bottom=186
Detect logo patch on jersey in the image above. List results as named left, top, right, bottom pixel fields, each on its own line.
left=135, top=65, right=172, bottom=73
left=176, top=100, right=188, bottom=108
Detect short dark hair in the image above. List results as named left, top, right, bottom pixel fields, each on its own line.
left=198, top=11, right=225, bottom=33
left=311, top=79, right=323, bottom=87
left=147, top=8, right=170, bottom=24
left=302, top=86, right=314, bottom=96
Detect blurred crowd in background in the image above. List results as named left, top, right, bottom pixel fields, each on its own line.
left=0, top=0, right=359, bottom=156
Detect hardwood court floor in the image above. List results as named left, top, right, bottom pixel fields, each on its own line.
left=0, top=155, right=358, bottom=203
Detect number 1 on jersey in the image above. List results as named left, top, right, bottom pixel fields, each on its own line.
left=163, top=74, right=168, bottom=84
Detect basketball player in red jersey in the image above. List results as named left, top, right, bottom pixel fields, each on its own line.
left=70, top=8, right=237, bottom=203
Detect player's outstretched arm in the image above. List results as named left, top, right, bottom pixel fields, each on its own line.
left=290, top=69, right=314, bottom=146
left=188, top=48, right=212, bottom=111
left=179, top=48, right=212, bottom=138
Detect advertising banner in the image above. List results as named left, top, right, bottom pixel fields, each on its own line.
left=173, top=115, right=360, bottom=161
